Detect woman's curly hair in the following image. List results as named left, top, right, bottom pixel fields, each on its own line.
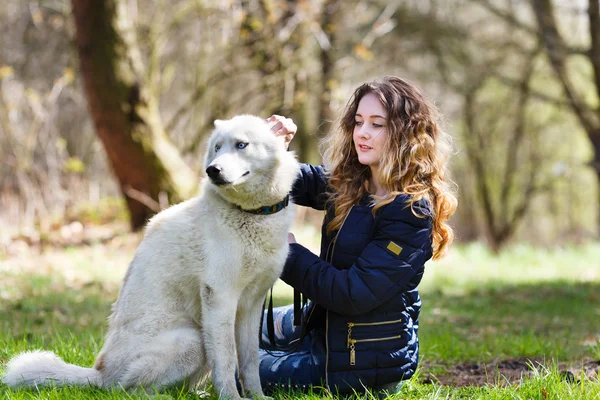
left=321, top=76, right=457, bottom=260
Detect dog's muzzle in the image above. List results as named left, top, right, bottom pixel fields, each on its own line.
left=206, top=165, right=228, bottom=185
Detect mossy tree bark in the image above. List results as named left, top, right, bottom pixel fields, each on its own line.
left=71, top=0, right=198, bottom=230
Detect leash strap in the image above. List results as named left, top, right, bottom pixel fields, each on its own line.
left=260, top=287, right=313, bottom=358
left=293, top=289, right=301, bottom=326
left=267, top=287, right=276, bottom=346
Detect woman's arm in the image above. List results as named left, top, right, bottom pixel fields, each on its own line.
left=291, top=164, right=328, bottom=210
left=281, top=197, right=432, bottom=315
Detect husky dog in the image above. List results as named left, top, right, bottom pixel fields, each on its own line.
left=3, top=115, right=299, bottom=399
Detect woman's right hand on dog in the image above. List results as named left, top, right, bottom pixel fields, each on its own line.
left=267, top=115, right=296, bottom=148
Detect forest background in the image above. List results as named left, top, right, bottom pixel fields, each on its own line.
left=1, top=0, right=599, bottom=250
left=1, top=1, right=600, bottom=397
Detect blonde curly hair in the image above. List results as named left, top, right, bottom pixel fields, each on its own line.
left=321, top=76, right=457, bottom=260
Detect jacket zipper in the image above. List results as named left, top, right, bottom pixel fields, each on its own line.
left=324, top=238, right=335, bottom=264
left=325, top=309, right=330, bottom=388
left=347, top=318, right=404, bottom=366
left=324, top=206, right=352, bottom=262
left=325, top=206, right=353, bottom=390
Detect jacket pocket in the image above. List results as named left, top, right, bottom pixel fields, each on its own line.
left=346, top=317, right=405, bottom=366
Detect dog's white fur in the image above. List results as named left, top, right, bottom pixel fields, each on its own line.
left=2, top=115, right=298, bottom=399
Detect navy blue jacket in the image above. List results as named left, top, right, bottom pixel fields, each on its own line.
left=281, top=164, right=433, bottom=393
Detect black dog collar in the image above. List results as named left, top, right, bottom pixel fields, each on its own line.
left=238, top=195, right=290, bottom=215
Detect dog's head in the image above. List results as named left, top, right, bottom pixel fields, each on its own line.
left=203, top=115, right=298, bottom=207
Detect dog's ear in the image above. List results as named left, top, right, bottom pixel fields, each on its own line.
left=214, top=119, right=226, bottom=130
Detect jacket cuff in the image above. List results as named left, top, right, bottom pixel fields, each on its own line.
left=281, top=243, right=311, bottom=283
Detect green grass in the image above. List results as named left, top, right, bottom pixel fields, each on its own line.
left=1, top=240, right=599, bottom=399
left=419, top=243, right=600, bottom=362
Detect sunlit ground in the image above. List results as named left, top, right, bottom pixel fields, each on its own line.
left=1, top=222, right=599, bottom=398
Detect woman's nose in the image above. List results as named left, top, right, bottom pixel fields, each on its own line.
left=358, top=126, right=371, bottom=138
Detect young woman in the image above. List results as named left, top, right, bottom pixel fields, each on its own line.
left=261, top=76, right=457, bottom=395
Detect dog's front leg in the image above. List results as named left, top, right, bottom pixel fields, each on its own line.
left=236, top=288, right=271, bottom=400
left=236, top=272, right=281, bottom=399
left=201, top=285, right=244, bottom=400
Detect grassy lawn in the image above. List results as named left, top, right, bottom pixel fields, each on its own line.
left=1, top=232, right=599, bottom=399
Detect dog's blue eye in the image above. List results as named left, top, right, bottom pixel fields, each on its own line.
left=215, top=144, right=221, bottom=152
left=236, top=142, right=248, bottom=150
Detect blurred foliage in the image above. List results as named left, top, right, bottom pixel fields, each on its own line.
left=63, top=157, right=85, bottom=174
left=0, top=0, right=597, bottom=251
left=64, top=197, right=130, bottom=225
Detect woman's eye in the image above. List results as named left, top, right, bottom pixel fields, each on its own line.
left=236, top=142, right=248, bottom=149
left=373, top=123, right=383, bottom=128
left=355, top=121, right=363, bottom=126
left=215, top=144, right=221, bottom=152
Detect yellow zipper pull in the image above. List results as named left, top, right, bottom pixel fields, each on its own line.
left=349, top=340, right=356, bottom=365
left=347, top=323, right=354, bottom=348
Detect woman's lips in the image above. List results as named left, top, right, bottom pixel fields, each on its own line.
left=358, top=144, right=372, bottom=151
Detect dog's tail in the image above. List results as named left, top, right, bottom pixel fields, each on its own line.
left=2, top=350, right=102, bottom=388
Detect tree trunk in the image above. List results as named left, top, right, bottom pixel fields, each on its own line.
left=71, top=0, right=198, bottom=230
left=318, top=0, right=342, bottom=140
left=532, top=0, right=600, bottom=234
left=590, top=132, right=600, bottom=230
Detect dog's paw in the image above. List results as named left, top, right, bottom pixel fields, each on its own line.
left=192, top=389, right=211, bottom=398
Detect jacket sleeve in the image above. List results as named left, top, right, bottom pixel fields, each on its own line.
left=291, top=164, right=329, bottom=210
left=281, top=198, right=432, bottom=316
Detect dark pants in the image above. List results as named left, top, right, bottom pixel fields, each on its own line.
left=258, top=304, right=327, bottom=394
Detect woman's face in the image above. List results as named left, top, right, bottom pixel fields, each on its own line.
left=353, top=92, right=388, bottom=171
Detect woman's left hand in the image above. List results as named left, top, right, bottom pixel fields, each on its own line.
left=287, top=232, right=297, bottom=244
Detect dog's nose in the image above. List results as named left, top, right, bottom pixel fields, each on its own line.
left=206, top=165, right=222, bottom=180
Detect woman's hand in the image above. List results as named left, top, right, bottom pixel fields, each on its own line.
left=287, top=232, right=297, bottom=244
left=266, top=115, right=296, bottom=148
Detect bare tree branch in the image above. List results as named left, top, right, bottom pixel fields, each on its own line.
left=463, top=85, right=498, bottom=242
left=123, top=185, right=162, bottom=212
left=165, top=68, right=237, bottom=133
left=532, top=0, right=598, bottom=134
left=492, top=73, right=572, bottom=108
left=587, top=0, right=600, bottom=100
left=500, top=44, right=541, bottom=214
left=470, top=0, right=588, bottom=55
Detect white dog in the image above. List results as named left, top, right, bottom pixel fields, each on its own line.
left=3, top=115, right=298, bottom=399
